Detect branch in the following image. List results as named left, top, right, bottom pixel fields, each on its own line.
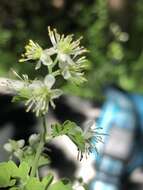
left=0, top=77, right=24, bottom=95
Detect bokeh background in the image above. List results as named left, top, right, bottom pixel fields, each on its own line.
left=0, top=0, right=142, bottom=100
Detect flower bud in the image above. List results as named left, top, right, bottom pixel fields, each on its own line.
left=29, top=134, right=40, bottom=145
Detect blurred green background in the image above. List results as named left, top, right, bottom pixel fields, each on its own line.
left=0, top=0, right=143, bottom=99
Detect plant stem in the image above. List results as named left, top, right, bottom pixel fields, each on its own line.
left=52, top=70, right=61, bottom=77
left=30, top=116, right=47, bottom=177
left=53, top=56, right=58, bottom=67
left=48, top=65, right=52, bottom=74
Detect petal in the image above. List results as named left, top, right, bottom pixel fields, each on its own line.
left=3, top=143, right=13, bottom=152
left=59, top=61, right=68, bottom=69
left=66, top=55, right=74, bottom=65
left=41, top=52, right=53, bottom=66
left=35, top=60, right=41, bottom=70
left=44, top=48, right=56, bottom=56
left=44, top=74, right=55, bottom=89
left=17, top=139, right=25, bottom=148
left=50, top=100, right=55, bottom=108
left=84, top=120, right=95, bottom=134
left=51, top=89, right=63, bottom=99
left=29, top=80, right=42, bottom=89
left=62, top=69, right=71, bottom=79
left=58, top=53, right=67, bottom=62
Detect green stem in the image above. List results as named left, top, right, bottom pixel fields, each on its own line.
left=47, top=56, right=58, bottom=74
left=30, top=116, right=47, bottom=177
left=53, top=56, right=58, bottom=67
left=48, top=65, right=52, bottom=74
left=52, top=70, right=61, bottom=77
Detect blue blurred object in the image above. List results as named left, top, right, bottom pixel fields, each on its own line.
left=90, top=86, right=143, bottom=190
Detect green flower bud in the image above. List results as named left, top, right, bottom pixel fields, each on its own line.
left=29, top=134, right=40, bottom=145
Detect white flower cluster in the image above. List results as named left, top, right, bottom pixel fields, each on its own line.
left=25, top=75, right=63, bottom=116
left=19, top=27, right=87, bottom=84
left=13, top=73, right=62, bottom=116
left=14, top=27, right=88, bottom=117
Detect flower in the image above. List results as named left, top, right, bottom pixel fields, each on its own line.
left=12, top=71, right=63, bottom=116
left=24, top=74, right=63, bottom=116
left=59, top=56, right=87, bottom=84
left=47, top=27, right=88, bottom=83
left=19, top=40, right=43, bottom=62
left=48, top=27, right=87, bottom=65
left=4, top=139, right=25, bottom=160
left=35, top=49, right=54, bottom=70
left=4, top=139, right=25, bottom=153
left=19, top=28, right=88, bottom=82
left=19, top=40, right=53, bottom=70
left=77, top=120, right=105, bottom=160
left=48, top=27, right=86, bottom=56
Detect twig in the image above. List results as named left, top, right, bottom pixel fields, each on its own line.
left=0, top=77, right=24, bottom=95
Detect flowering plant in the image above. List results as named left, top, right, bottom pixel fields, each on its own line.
left=0, top=27, right=102, bottom=190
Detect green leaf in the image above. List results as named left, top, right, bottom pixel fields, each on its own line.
left=51, top=120, right=75, bottom=137
left=8, top=179, right=17, bottom=187
left=42, top=173, right=54, bottom=189
left=0, top=161, right=18, bottom=187
left=0, top=161, right=31, bottom=188
left=17, top=161, right=30, bottom=181
left=7, top=161, right=18, bottom=174
left=51, top=121, right=85, bottom=152
left=48, top=180, right=73, bottom=190
left=10, top=187, right=22, bottom=190
left=0, top=162, right=11, bottom=187
left=68, top=132, right=85, bottom=152
left=24, top=177, right=44, bottom=190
